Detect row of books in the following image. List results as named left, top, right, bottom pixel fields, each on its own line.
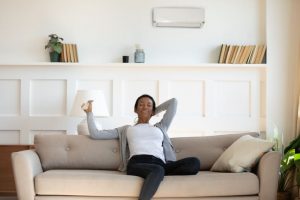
left=60, top=43, right=79, bottom=63
left=218, top=44, right=266, bottom=64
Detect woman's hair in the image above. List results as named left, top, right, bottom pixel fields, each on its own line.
left=134, top=94, right=156, bottom=112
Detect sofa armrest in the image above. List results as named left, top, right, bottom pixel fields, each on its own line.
left=257, top=151, right=281, bottom=200
left=11, top=150, right=43, bottom=200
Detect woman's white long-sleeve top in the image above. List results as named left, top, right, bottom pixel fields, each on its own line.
left=86, top=98, right=177, bottom=172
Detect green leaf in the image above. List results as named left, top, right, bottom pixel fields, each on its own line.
left=45, top=34, right=63, bottom=53
left=284, top=136, right=300, bottom=154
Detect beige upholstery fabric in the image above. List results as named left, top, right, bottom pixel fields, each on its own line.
left=35, top=170, right=258, bottom=197
left=35, top=132, right=258, bottom=171
left=11, top=150, right=43, bottom=200
left=12, top=133, right=280, bottom=200
left=258, top=151, right=281, bottom=200
left=210, top=135, right=274, bottom=172
left=35, top=135, right=120, bottom=170
left=171, top=132, right=259, bottom=170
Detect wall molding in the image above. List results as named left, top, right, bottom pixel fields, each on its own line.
left=0, top=63, right=267, bottom=144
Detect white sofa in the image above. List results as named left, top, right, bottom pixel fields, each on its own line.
left=12, top=132, right=280, bottom=200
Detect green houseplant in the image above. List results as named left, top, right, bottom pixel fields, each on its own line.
left=45, top=34, right=64, bottom=62
left=278, top=135, right=300, bottom=199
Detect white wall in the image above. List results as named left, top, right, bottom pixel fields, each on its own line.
left=266, top=0, right=300, bottom=145
left=2, top=0, right=300, bottom=146
left=0, top=0, right=265, bottom=64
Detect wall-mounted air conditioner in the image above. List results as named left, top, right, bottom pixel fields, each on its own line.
left=152, top=7, right=205, bottom=28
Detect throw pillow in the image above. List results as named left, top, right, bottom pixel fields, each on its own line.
left=210, top=134, right=274, bottom=172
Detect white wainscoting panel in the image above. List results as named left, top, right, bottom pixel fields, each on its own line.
left=77, top=80, right=113, bottom=116
left=0, top=63, right=267, bottom=144
left=168, top=80, right=205, bottom=117
left=0, top=130, right=20, bottom=144
left=0, top=79, right=20, bottom=116
left=214, top=80, right=251, bottom=117
left=30, top=80, right=67, bottom=116
left=121, top=80, right=159, bottom=117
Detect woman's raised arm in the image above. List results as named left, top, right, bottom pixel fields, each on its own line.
left=154, top=98, right=177, bottom=132
left=86, top=112, right=119, bottom=139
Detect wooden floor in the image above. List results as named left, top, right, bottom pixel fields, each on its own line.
left=0, top=197, right=17, bottom=200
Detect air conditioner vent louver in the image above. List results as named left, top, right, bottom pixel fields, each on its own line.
left=152, top=7, right=205, bottom=28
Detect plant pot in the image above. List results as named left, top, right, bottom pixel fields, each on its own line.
left=277, top=191, right=292, bottom=200
left=49, top=52, right=60, bottom=62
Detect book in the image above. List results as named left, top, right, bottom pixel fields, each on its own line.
left=254, top=45, right=264, bottom=64
left=242, top=45, right=254, bottom=64
left=229, top=45, right=238, bottom=64
left=60, top=44, right=65, bottom=62
left=257, top=45, right=266, bottom=64
left=225, top=45, right=234, bottom=64
left=72, top=44, right=79, bottom=62
left=249, top=45, right=259, bottom=64
left=65, top=43, right=70, bottom=62
left=63, top=44, right=67, bottom=62
left=241, top=45, right=253, bottom=64
left=246, top=45, right=255, bottom=64
left=218, top=44, right=227, bottom=63
left=236, top=46, right=246, bottom=64
left=69, top=44, right=74, bottom=62
left=218, top=43, right=267, bottom=64
left=223, top=45, right=231, bottom=63
left=232, top=46, right=242, bottom=64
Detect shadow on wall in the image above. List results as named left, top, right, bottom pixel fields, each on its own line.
left=209, top=46, right=222, bottom=63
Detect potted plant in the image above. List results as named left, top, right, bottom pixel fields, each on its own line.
left=278, top=135, right=300, bottom=200
left=45, top=34, right=64, bottom=62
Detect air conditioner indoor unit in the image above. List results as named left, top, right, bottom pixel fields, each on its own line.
left=152, top=7, right=205, bottom=28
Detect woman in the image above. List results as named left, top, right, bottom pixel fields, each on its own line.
left=83, top=94, right=200, bottom=200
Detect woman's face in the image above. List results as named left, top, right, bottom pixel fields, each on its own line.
left=135, top=97, right=154, bottom=121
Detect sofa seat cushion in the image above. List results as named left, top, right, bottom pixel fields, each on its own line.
left=35, top=170, right=259, bottom=197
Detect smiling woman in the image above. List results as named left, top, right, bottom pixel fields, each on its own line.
left=83, top=94, right=200, bottom=200
left=134, top=94, right=156, bottom=124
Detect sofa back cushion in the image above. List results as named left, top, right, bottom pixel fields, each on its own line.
left=35, top=135, right=120, bottom=171
left=35, top=132, right=259, bottom=171
left=171, top=132, right=259, bottom=170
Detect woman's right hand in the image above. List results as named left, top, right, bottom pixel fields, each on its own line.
left=82, top=100, right=93, bottom=113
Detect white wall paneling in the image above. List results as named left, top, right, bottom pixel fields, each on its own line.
left=168, top=80, right=205, bottom=117
left=0, top=79, right=20, bottom=116
left=122, top=80, right=159, bottom=117
left=0, top=63, right=266, bottom=144
left=214, top=80, right=251, bottom=117
left=0, top=130, right=20, bottom=144
left=30, top=80, right=67, bottom=116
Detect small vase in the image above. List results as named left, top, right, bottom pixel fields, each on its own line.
left=277, top=191, right=291, bottom=200
left=134, top=49, right=145, bottom=63
left=50, top=52, right=60, bottom=62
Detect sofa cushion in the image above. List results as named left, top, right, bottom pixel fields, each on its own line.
left=35, top=132, right=260, bottom=171
left=35, top=135, right=120, bottom=171
left=35, top=170, right=259, bottom=197
left=171, top=132, right=260, bottom=170
left=211, top=135, right=274, bottom=172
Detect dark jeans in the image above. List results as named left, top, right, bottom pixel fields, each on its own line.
left=127, top=155, right=200, bottom=200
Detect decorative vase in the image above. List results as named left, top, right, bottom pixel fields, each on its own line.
left=277, top=192, right=292, bottom=200
left=49, top=51, right=60, bottom=62
left=134, top=48, right=145, bottom=63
